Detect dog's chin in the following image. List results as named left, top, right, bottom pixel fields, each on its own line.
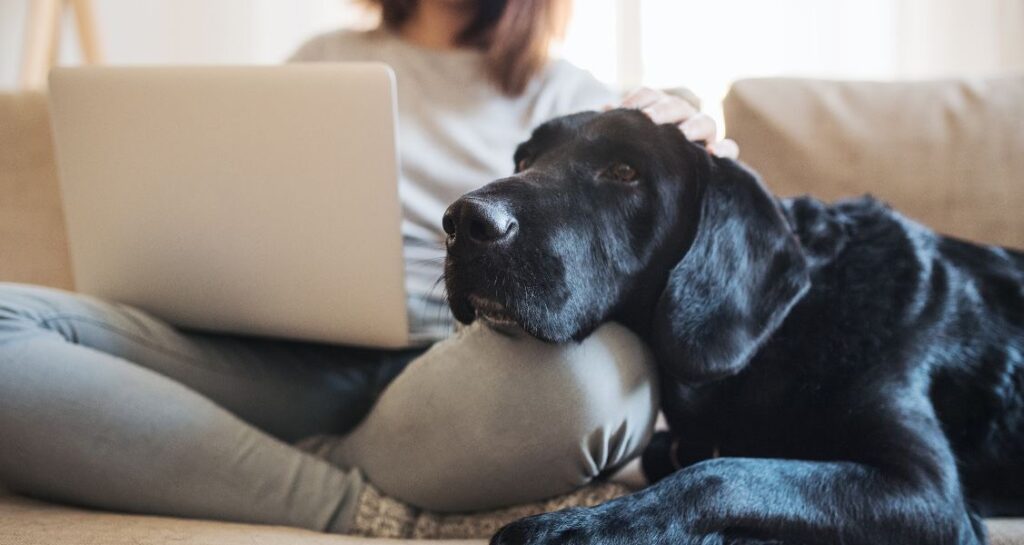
left=451, top=294, right=548, bottom=341
left=449, top=288, right=589, bottom=343
left=469, top=295, right=520, bottom=329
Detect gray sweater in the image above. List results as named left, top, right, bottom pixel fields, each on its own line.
left=290, top=28, right=617, bottom=342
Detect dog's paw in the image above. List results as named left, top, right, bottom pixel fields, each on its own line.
left=490, top=506, right=699, bottom=545
left=490, top=508, right=600, bottom=545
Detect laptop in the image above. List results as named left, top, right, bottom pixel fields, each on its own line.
left=48, top=64, right=410, bottom=348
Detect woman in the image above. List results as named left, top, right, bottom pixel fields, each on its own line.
left=0, top=0, right=736, bottom=535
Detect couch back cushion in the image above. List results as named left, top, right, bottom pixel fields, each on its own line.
left=723, top=76, right=1024, bottom=249
left=0, top=92, right=73, bottom=289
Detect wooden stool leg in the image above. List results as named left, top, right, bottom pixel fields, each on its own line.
left=70, top=0, right=103, bottom=64
left=19, top=0, right=64, bottom=89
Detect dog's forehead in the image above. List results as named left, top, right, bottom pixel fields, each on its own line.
left=586, top=109, right=659, bottom=133
left=530, top=109, right=661, bottom=149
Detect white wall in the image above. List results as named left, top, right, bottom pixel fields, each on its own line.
left=0, top=0, right=28, bottom=87
left=895, top=0, right=1024, bottom=78
left=0, top=0, right=372, bottom=88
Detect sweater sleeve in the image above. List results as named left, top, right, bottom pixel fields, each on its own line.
left=286, top=29, right=370, bottom=63
left=287, top=34, right=328, bottom=62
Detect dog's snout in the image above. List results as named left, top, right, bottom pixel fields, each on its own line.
left=444, top=198, right=518, bottom=246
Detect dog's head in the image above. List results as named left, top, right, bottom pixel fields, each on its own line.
left=443, top=109, right=809, bottom=382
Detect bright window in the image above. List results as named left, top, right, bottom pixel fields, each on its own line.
left=560, top=0, right=1023, bottom=130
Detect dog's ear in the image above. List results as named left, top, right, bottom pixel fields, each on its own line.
left=651, top=158, right=810, bottom=383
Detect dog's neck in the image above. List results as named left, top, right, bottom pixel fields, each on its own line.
left=613, top=158, right=713, bottom=340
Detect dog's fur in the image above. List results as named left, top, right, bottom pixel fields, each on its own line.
left=442, top=109, right=1024, bottom=545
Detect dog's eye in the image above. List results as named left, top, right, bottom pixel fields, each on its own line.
left=516, top=158, right=532, bottom=172
left=608, top=163, right=638, bottom=183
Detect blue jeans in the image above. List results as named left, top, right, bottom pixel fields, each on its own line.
left=0, top=283, right=658, bottom=533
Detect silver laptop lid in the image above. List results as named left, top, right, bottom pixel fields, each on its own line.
left=49, top=64, right=409, bottom=348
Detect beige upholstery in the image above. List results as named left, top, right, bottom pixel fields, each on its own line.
left=0, top=93, right=73, bottom=290
left=724, top=76, right=1024, bottom=248
left=0, top=494, right=484, bottom=545
left=1, top=78, right=1023, bottom=543
left=1, top=492, right=1022, bottom=545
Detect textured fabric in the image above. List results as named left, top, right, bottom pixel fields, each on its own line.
left=991, top=519, right=1024, bottom=545
left=350, top=481, right=630, bottom=539
left=0, top=93, right=73, bottom=290
left=723, top=76, right=1024, bottom=248
left=290, top=28, right=618, bottom=342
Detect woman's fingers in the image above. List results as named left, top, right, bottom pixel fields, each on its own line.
left=708, top=138, right=740, bottom=159
left=624, top=87, right=699, bottom=125
left=643, top=97, right=698, bottom=126
left=621, top=86, right=662, bottom=110
left=680, top=114, right=741, bottom=159
left=679, top=113, right=717, bottom=144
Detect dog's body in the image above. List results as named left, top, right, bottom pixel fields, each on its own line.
left=442, top=109, right=1023, bottom=544
left=644, top=194, right=1024, bottom=542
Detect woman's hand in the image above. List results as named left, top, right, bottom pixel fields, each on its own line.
left=618, top=87, right=740, bottom=160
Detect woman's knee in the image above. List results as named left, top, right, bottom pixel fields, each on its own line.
left=509, top=321, right=660, bottom=482
left=345, top=321, right=658, bottom=511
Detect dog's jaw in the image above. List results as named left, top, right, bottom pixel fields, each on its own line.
left=468, top=295, right=518, bottom=328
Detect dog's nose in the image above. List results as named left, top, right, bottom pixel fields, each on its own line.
left=443, top=198, right=518, bottom=246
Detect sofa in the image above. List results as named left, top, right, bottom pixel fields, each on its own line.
left=2, top=76, right=1023, bottom=544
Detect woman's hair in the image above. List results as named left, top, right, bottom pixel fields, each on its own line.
left=365, top=0, right=571, bottom=96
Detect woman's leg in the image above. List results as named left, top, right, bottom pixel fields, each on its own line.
left=0, top=283, right=414, bottom=532
left=305, top=320, right=659, bottom=512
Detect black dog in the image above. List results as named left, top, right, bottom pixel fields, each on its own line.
left=442, top=109, right=1024, bottom=545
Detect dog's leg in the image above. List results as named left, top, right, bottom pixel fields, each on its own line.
left=492, top=458, right=981, bottom=545
left=491, top=403, right=984, bottom=545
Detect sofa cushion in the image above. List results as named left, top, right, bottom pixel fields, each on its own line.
left=723, top=76, right=1024, bottom=248
left=0, top=494, right=485, bottom=545
left=0, top=93, right=73, bottom=289
left=1, top=494, right=1022, bottom=544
